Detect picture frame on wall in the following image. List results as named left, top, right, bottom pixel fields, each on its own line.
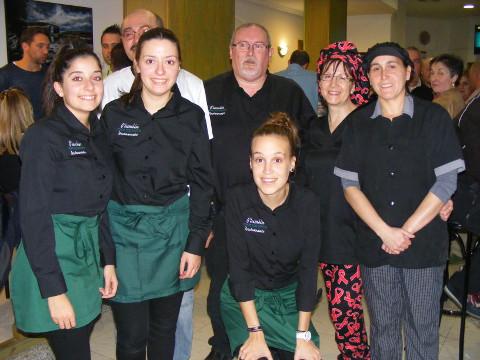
left=4, top=0, right=93, bottom=62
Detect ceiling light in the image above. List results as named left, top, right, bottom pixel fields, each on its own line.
left=464, top=4, right=475, bottom=9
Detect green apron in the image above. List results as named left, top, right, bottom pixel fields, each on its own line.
left=11, top=214, right=102, bottom=333
left=220, top=279, right=320, bottom=355
left=107, top=195, right=198, bottom=303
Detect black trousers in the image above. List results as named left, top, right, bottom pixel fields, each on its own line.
left=45, top=320, right=95, bottom=360
left=111, top=292, right=184, bottom=360
left=205, top=212, right=231, bottom=354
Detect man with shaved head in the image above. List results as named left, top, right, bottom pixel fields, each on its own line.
left=102, top=8, right=212, bottom=360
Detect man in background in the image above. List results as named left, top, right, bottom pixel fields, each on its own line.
left=276, top=49, right=318, bottom=113
left=407, top=46, right=433, bottom=101
left=0, top=27, right=50, bottom=120
left=100, top=24, right=122, bottom=77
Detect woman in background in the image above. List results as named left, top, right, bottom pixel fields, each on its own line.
left=0, top=88, right=34, bottom=288
left=458, top=70, right=474, bottom=102
left=430, top=54, right=465, bottom=118
left=10, top=46, right=117, bottom=360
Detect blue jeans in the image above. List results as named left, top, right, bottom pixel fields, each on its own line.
left=174, top=288, right=194, bottom=360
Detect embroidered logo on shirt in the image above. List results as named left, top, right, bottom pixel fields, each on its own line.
left=244, top=217, right=267, bottom=234
left=209, top=105, right=225, bottom=116
left=68, top=140, right=87, bottom=156
left=118, top=123, right=141, bottom=137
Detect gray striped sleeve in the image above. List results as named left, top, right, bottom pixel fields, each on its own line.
left=334, top=166, right=359, bottom=181
left=341, top=178, right=360, bottom=189
left=429, top=169, right=457, bottom=203
left=434, top=159, right=465, bottom=176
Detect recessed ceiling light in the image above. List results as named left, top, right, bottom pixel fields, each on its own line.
left=464, top=4, right=475, bottom=9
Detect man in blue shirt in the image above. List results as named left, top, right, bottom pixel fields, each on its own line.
left=276, top=50, right=318, bottom=114
left=0, top=27, right=50, bottom=120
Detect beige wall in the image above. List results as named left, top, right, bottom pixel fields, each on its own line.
left=347, top=14, right=392, bottom=52
left=406, top=16, right=480, bottom=63
left=235, top=0, right=304, bottom=73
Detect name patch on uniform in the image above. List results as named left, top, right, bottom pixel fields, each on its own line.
left=118, top=123, right=141, bottom=137
left=209, top=105, right=225, bottom=116
left=68, top=140, right=87, bottom=156
left=244, top=217, right=267, bottom=234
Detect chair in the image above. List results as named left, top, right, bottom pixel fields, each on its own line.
left=442, top=221, right=479, bottom=359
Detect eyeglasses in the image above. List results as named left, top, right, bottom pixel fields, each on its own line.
left=122, top=26, right=151, bottom=40
left=319, top=74, right=353, bottom=84
left=231, top=41, right=270, bottom=52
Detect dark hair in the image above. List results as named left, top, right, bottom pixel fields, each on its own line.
left=289, top=50, right=310, bottom=66
left=124, top=27, right=181, bottom=104
left=430, top=54, right=464, bottom=86
left=19, top=27, right=49, bottom=46
left=101, top=24, right=121, bottom=42
left=252, top=112, right=300, bottom=157
left=364, top=42, right=413, bottom=72
left=43, top=46, right=102, bottom=116
left=111, top=43, right=133, bottom=72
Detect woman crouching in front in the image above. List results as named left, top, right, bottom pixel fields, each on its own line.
left=220, top=112, right=322, bottom=360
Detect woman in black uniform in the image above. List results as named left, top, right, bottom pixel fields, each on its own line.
left=298, top=41, right=371, bottom=360
left=99, top=28, right=213, bottom=360
left=334, top=42, right=465, bottom=360
left=10, top=47, right=117, bottom=360
left=221, top=112, right=321, bottom=360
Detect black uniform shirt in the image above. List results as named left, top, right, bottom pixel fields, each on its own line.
left=99, top=87, right=214, bottom=255
left=334, top=96, right=464, bottom=268
left=225, top=183, right=321, bottom=312
left=205, top=71, right=316, bottom=207
left=456, top=94, right=480, bottom=182
left=19, top=104, right=114, bottom=298
left=298, top=115, right=357, bottom=264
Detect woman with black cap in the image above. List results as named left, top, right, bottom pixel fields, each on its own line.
left=298, top=41, right=371, bottom=360
left=334, top=42, right=464, bottom=359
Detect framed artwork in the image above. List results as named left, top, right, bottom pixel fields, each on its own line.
left=4, top=0, right=93, bottom=62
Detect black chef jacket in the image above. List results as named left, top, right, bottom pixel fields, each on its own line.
left=19, top=104, right=114, bottom=298
left=456, top=94, right=480, bottom=182
left=205, top=71, right=317, bottom=208
left=225, top=183, right=321, bottom=312
left=298, top=115, right=357, bottom=264
left=99, top=87, right=214, bottom=256
left=335, top=96, right=464, bottom=268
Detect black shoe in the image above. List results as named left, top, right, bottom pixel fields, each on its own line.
left=204, top=348, right=233, bottom=360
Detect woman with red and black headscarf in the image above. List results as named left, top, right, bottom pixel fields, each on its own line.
left=297, top=41, right=371, bottom=359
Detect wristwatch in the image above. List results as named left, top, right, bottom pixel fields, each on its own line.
left=296, top=330, right=311, bottom=341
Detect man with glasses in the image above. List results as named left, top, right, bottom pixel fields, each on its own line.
left=101, top=9, right=212, bottom=360
left=204, top=23, right=316, bottom=360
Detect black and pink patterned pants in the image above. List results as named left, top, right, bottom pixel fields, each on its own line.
left=320, top=263, right=371, bottom=360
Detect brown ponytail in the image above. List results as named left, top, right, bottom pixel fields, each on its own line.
left=252, top=112, right=300, bottom=156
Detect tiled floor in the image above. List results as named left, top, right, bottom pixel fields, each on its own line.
left=89, top=266, right=480, bottom=360
left=2, top=265, right=480, bottom=359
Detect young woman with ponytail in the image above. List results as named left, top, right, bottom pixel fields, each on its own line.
left=99, top=27, right=214, bottom=359
left=220, top=112, right=322, bottom=360
left=10, top=46, right=117, bottom=360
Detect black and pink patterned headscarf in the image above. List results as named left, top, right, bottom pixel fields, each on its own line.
left=317, top=41, right=370, bottom=106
